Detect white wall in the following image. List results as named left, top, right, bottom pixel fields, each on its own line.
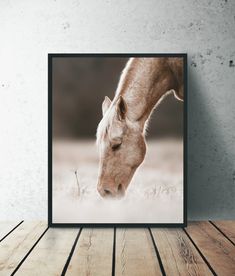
left=0, top=0, right=234, bottom=220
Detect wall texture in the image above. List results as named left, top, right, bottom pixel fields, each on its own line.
left=0, top=0, right=234, bottom=220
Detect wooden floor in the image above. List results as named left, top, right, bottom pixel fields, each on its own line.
left=0, top=221, right=234, bottom=275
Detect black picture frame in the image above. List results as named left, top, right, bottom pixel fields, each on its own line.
left=48, top=53, right=187, bottom=228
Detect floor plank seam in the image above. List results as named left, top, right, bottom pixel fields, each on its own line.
left=1, top=222, right=234, bottom=275
left=209, top=221, right=235, bottom=247
left=148, top=228, right=166, bottom=276
left=0, top=221, right=24, bottom=242
left=112, top=227, right=116, bottom=276
left=183, top=228, right=217, bottom=276
left=61, top=227, right=82, bottom=276
left=10, top=226, right=49, bottom=275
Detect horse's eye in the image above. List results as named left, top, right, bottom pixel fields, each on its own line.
left=112, top=143, right=121, bottom=151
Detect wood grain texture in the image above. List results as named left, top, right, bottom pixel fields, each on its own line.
left=15, top=228, right=78, bottom=276
left=0, top=221, right=22, bottom=241
left=212, top=220, right=235, bottom=244
left=66, top=228, right=113, bottom=276
left=151, top=228, right=212, bottom=276
left=0, top=221, right=47, bottom=276
left=186, top=221, right=235, bottom=276
left=115, top=228, right=162, bottom=276
left=0, top=221, right=235, bottom=275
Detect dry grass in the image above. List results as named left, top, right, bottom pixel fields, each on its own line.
left=52, top=139, right=183, bottom=223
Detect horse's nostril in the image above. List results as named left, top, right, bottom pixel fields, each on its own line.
left=118, top=184, right=122, bottom=192
left=104, top=189, right=111, bottom=195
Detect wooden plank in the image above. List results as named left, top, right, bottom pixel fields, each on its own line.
left=115, top=229, right=162, bottom=276
left=212, top=220, right=235, bottom=244
left=151, top=228, right=212, bottom=276
left=0, top=221, right=22, bottom=241
left=16, top=228, right=79, bottom=276
left=0, top=221, right=47, bottom=275
left=66, top=228, right=113, bottom=276
left=186, top=221, right=235, bottom=275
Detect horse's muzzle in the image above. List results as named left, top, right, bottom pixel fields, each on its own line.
left=98, top=183, right=125, bottom=198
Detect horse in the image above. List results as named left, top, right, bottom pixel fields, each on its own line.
left=96, top=57, right=184, bottom=198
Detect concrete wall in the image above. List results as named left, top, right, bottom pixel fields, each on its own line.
left=0, top=0, right=234, bottom=220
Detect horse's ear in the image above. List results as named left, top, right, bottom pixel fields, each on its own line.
left=116, top=96, right=127, bottom=120
left=173, top=88, right=184, bottom=101
left=102, top=96, right=111, bottom=116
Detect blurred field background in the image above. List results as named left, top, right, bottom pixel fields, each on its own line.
left=52, top=57, right=183, bottom=139
left=52, top=57, right=184, bottom=223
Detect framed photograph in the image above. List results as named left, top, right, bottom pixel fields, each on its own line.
left=48, top=54, right=187, bottom=227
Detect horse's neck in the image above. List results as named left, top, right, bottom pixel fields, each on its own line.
left=115, top=57, right=180, bottom=130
